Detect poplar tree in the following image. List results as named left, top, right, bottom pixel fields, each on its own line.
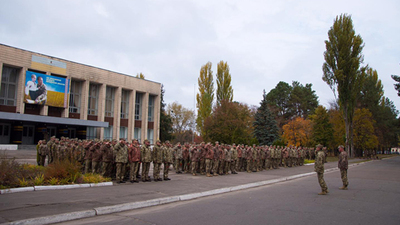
left=216, top=60, right=233, bottom=105
left=322, top=14, right=366, bottom=157
left=196, top=62, right=214, bottom=137
left=253, top=90, right=278, bottom=145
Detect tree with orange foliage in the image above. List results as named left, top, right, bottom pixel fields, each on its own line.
left=282, top=117, right=313, bottom=147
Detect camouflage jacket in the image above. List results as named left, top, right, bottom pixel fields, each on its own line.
left=152, top=145, right=163, bottom=163
left=314, top=151, right=325, bottom=173
left=163, top=146, right=174, bottom=163
left=141, top=145, right=152, bottom=163
left=338, top=151, right=348, bottom=170
left=113, top=142, right=128, bottom=163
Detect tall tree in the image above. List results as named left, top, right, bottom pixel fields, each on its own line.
left=266, top=81, right=292, bottom=128
left=196, top=62, right=214, bottom=137
left=288, top=81, right=319, bottom=118
left=203, top=100, right=255, bottom=145
left=353, top=108, right=378, bottom=157
left=309, top=105, right=333, bottom=149
left=322, top=14, right=367, bottom=157
left=167, top=102, right=195, bottom=144
left=159, top=85, right=173, bottom=142
left=391, top=74, right=400, bottom=97
left=253, top=90, right=278, bottom=145
left=216, top=60, right=233, bottom=105
left=282, top=117, right=313, bottom=147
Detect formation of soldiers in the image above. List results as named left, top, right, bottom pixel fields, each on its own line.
left=37, top=137, right=320, bottom=184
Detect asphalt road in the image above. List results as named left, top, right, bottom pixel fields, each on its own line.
left=59, top=157, right=400, bottom=225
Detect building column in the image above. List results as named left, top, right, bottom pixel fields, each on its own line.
left=128, top=90, right=135, bottom=141
left=113, top=87, right=122, bottom=139
left=61, top=77, right=71, bottom=118
left=80, top=79, right=89, bottom=120
left=98, top=84, right=106, bottom=140
left=154, top=94, right=161, bottom=141
left=141, top=92, right=149, bottom=141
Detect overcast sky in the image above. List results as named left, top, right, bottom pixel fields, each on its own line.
left=1, top=0, right=399, bottom=113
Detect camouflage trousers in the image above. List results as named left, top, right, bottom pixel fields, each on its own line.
left=116, top=162, right=126, bottom=182
left=205, top=159, right=212, bottom=175
left=246, top=159, right=252, bottom=172
left=183, top=159, right=190, bottom=173
left=213, top=159, right=219, bottom=174
left=191, top=161, right=198, bottom=174
left=175, top=159, right=183, bottom=172
left=200, top=159, right=206, bottom=174
left=129, top=162, right=140, bottom=181
left=219, top=161, right=225, bottom=174
left=84, top=159, right=92, bottom=174
left=317, top=172, right=328, bottom=192
left=163, top=163, right=171, bottom=179
left=102, top=161, right=112, bottom=177
left=340, top=169, right=348, bottom=187
left=224, top=161, right=231, bottom=174
left=92, top=161, right=101, bottom=174
left=231, top=160, right=236, bottom=173
left=153, top=163, right=161, bottom=180
left=141, top=162, right=150, bottom=181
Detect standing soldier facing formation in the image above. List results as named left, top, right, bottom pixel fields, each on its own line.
left=315, top=144, right=328, bottom=195
left=338, top=145, right=349, bottom=190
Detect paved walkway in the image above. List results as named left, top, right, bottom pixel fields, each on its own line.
left=0, top=150, right=377, bottom=224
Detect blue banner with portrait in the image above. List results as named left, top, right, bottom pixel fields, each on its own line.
left=24, top=71, right=69, bottom=107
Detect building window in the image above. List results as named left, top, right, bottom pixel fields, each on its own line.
left=104, top=126, right=113, bottom=140
left=120, top=89, right=129, bottom=119
left=86, top=127, right=97, bottom=140
left=0, top=66, right=19, bottom=106
left=119, top=126, right=127, bottom=140
left=134, top=127, right=141, bottom=144
left=88, top=83, right=99, bottom=115
left=147, top=129, right=154, bottom=145
left=105, top=86, right=115, bottom=117
left=148, top=95, right=155, bottom=122
left=69, top=80, right=82, bottom=113
left=135, top=92, right=142, bottom=120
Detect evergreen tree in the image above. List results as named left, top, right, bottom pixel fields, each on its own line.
left=253, top=90, right=278, bottom=145
left=159, top=85, right=173, bottom=142
left=391, top=75, right=400, bottom=97
left=309, top=105, right=333, bottom=148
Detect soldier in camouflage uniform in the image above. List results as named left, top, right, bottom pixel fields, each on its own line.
left=315, top=144, right=328, bottom=195
left=141, top=139, right=152, bottom=182
left=91, top=142, right=102, bottom=174
left=38, top=140, right=48, bottom=166
left=174, top=143, right=183, bottom=174
left=100, top=141, right=113, bottom=178
left=162, top=141, right=173, bottom=180
left=152, top=140, right=163, bottom=181
left=191, top=145, right=200, bottom=176
left=113, top=139, right=128, bottom=183
left=231, top=144, right=238, bottom=174
left=218, top=144, right=225, bottom=175
left=128, top=140, right=141, bottom=183
left=205, top=143, right=214, bottom=177
left=212, top=142, right=220, bottom=176
left=182, top=143, right=190, bottom=173
left=338, top=145, right=349, bottom=190
left=246, top=145, right=253, bottom=173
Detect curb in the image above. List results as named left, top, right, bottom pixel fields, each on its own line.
left=0, top=182, right=113, bottom=195
left=6, top=210, right=96, bottom=225
left=3, top=161, right=368, bottom=225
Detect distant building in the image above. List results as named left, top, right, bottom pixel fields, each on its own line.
left=0, top=44, right=160, bottom=144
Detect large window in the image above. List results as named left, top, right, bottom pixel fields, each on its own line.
left=104, top=126, right=113, bottom=140
left=148, top=95, right=155, bottom=122
left=69, top=80, right=82, bottom=113
left=120, top=89, right=129, bottom=119
left=119, top=126, right=127, bottom=140
left=134, top=127, right=141, bottom=144
left=0, top=66, right=19, bottom=106
left=147, top=128, right=154, bottom=145
left=86, top=127, right=97, bottom=140
left=135, top=92, right=142, bottom=120
left=88, top=83, right=99, bottom=115
left=105, top=86, right=115, bottom=117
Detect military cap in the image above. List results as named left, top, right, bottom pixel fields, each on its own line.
left=338, top=145, right=344, bottom=149
left=316, top=144, right=323, bottom=148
